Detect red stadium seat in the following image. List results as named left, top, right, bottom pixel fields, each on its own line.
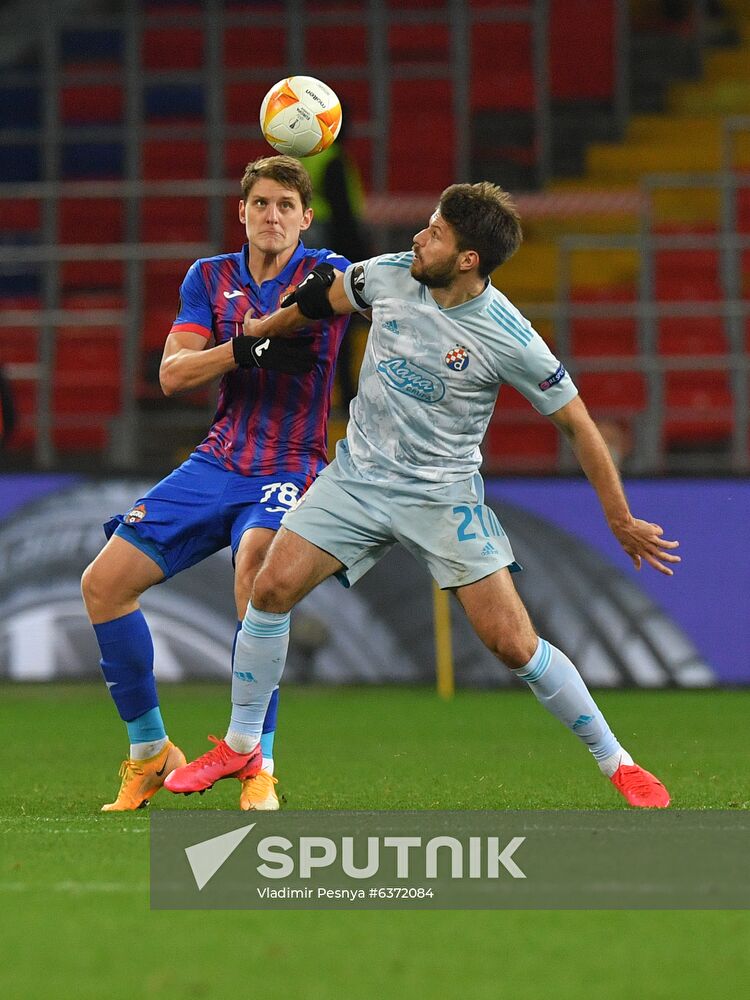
left=307, top=20, right=367, bottom=67
left=142, top=139, right=207, bottom=180
left=142, top=27, right=204, bottom=69
left=389, top=80, right=453, bottom=192
left=1, top=200, right=41, bottom=232
left=471, top=22, right=534, bottom=112
left=654, top=249, right=722, bottom=300
left=60, top=260, right=125, bottom=292
left=225, top=82, right=274, bottom=125
left=484, top=418, right=559, bottom=472
left=570, top=318, right=638, bottom=357
left=735, top=184, right=750, bottom=233
left=141, top=196, right=209, bottom=242
left=389, top=23, right=449, bottom=63
left=663, top=371, right=733, bottom=446
left=59, top=198, right=124, bottom=244
left=60, top=84, right=123, bottom=124
left=549, top=0, right=616, bottom=101
left=224, top=137, right=273, bottom=176
left=223, top=25, right=284, bottom=69
left=657, top=317, right=729, bottom=355
left=576, top=371, right=647, bottom=414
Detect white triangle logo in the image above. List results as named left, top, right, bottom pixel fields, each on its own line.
left=184, top=823, right=256, bottom=891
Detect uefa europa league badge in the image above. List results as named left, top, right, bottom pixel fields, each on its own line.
left=444, top=345, right=469, bottom=372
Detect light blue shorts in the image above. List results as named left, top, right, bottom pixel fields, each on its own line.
left=281, top=458, right=519, bottom=590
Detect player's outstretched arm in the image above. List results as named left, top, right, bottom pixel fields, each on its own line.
left=549, top=396, right=681, bottom=576
left=242, top=269, right=354, bottom=342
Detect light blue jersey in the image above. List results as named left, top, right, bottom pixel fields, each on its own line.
left=342, top=252, right=578, bottom=484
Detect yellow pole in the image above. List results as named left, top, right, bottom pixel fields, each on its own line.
left=432, top=580, right=454, bottom=700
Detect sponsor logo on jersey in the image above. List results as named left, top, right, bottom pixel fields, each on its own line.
left=384, top=320, right=400, bottom=335
left=124, top=503, right=146, bottom=524
left=377, top=358, right=445, bottom=403
left=445, top=345, right=469, bottom=371
left=538, top=363, right=566, bottom=391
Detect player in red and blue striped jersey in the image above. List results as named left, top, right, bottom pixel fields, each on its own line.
left=81, top=156, right=350, bottom=812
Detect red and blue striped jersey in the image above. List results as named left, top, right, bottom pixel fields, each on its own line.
left=170, top=241, right=350, bottom=478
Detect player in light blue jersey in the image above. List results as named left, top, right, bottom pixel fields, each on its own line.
left=167, top=181, right=680, bottom=808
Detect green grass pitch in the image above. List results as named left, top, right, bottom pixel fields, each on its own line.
left=2, top=683, right=750, bottom=999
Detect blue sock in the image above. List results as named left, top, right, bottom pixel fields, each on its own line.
left=260, top=687, right=280, bottom=769
left=94, top=610, right=160, bottom=722
left=514, top=637, right=623, bottom=772
left=225, top=604, right=289, bottom=754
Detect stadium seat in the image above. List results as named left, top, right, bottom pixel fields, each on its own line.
left=306, top=20, right=367, bottom=67
left=61, top=290, right=125, bottom=311
left=654, top=249, right=722, bottom=300
left=575, top=371, right=647, bottom=415
left=144, top=260, right=189, bottom=310
left=60, top=27, right=123, bottom=67
left=60, top=84, right=123, bottom=125
left=142, top=27, right=204, bottom=69
left=225, top=81, right=273, bottom=125
left=389, top=80, right=453, bottom=192
left=60, top=260, right=125, bottom=293
left=140, top=197, right=209, bottom=242
left=144, top=84, right=204, bottom=123
left=0, top=85, right=40, bottom=128
left=388, top=22, right=449, bottom=64
left=142, top=139, right=207, bottom=179
left=737, top=185, right=750, bottom=232
left=223, top=24, right=284, bottom=69
left=50, top=328, right=122, bottom=451
left=549, top=0, right=616, bottom=102
left=483, top=385, right=559, bottom=471
left=471, top=22, right=534, bottom=112
left=61, top=141, right=125, bottom=180
left=0, top=199, right=41, bottom=234
left=570, top=317, right=638, bottom=357
left=663, top=371, right=733, bottom=447
left=59, top=198, right=125, bottom=244
left=484, top=418, right=559, bottom=472
left=657, top=317, right=729, bottom=355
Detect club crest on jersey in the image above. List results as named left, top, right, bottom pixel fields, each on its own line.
left=445, top=345, right=470, bottom=372
left=124, top=503, right=146, bottom=524
left=377, top=357, right=445, bottom=403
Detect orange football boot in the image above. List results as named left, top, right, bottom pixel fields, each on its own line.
left=101, top=740, right=186, bottom=811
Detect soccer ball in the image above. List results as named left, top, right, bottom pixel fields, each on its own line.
left=260, top=76, right=342, bottom=158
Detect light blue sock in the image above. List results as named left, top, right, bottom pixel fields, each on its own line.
left=126, top=706, right=168, bottom=760
left=225, top=603, right=290, bottom=754
left=514, top=637, right=625, bottom=774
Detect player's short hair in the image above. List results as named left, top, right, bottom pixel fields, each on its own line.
left=438, top=182, right=522, bottom=278
left=240, top=155, right=313, bottom=209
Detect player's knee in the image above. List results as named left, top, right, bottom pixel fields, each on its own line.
left=251, top=563, right=297, bottom=614
left=81, top=558, right=139, bottom=620
left=488, top=634, right=538, bottom=672
left=80, top=560, right=102, bottom=613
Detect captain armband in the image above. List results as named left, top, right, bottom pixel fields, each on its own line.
left=280, top=263, right=336, bottom=320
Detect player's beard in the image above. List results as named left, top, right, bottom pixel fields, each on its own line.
left=411, top=251, right=460, bottom=289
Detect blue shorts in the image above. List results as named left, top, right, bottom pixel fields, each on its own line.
left=104, top=453, right=312, bottom=579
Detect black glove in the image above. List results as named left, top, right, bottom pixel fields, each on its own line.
left=232, top=334, right=315, bottom=375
